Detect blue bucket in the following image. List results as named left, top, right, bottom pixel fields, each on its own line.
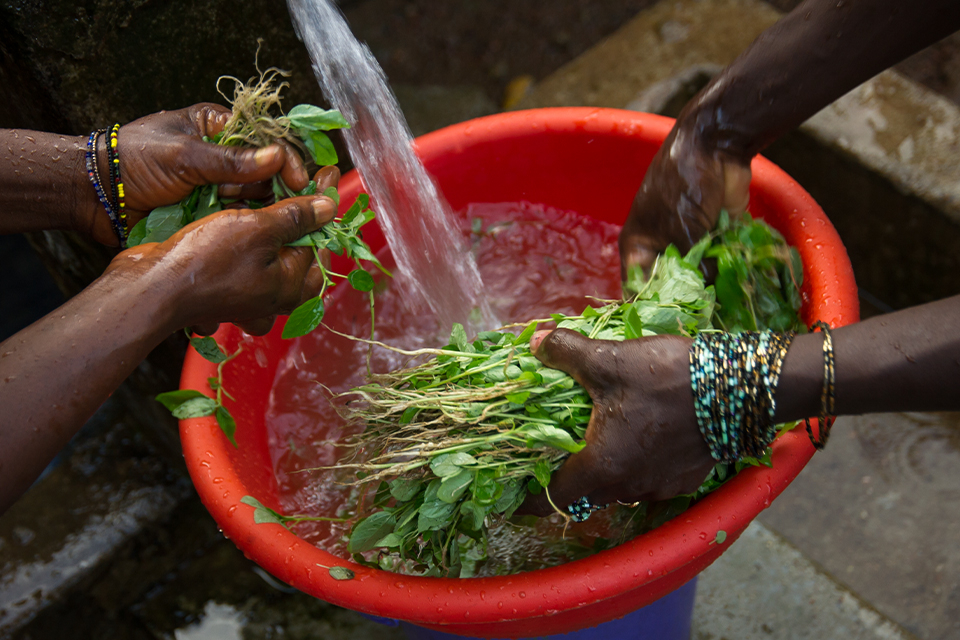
left=361, top=578, right=697, bottom=640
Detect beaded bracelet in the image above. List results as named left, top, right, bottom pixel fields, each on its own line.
left=689, top=331, right=795, bottom=462
left=805, top=321, right=836, bottom=450
left=84, top=129, right=126, bottom=246
left=106, top=123, right=128, bottom=244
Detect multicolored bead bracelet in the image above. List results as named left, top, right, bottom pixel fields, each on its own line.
left=84, top=129, right=126, bottom=246
left=689, top=330, right=795, bottom=462
left=106, top=123, right=128, bottom=244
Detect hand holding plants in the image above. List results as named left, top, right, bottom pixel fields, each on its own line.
left=620, top=103, right=751, bottom=277
left=104, top=193, right=336, bottom=335
left=78, top=103, right=310, bottom=245
left=520, top=329, right=715, bottom=515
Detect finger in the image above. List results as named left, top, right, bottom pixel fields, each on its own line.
left=218, top=181, right=273, bottom=200
left=519, top=447, right=605, bottom=517
left=619, top=234, right=660, bottom=280
left=722, top=161, right=751, bottom=214
left=301, top=262, right=326, bottom=304
left=198, top=104, right=232, bottom=137
left=261, top=195, right=337, bottom=245
left=188, top=141, right=287, bottom=187
left=275, top=247, right=317, bottom=311
left=191, top=322, right=221, bottom=337
left=278, top=140, right=310, bottom=193
left=313, top=165, right=341, bottom=193
left=530, top=328, right=604, bottom=393
left=236, top=316, right=277, bottom=337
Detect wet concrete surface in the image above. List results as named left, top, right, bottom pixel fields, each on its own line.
left=759, top=412, right=960, bottom=640
left=694, top=521, right=917, bottom=640
left=0, top=399, right=191, bottom=636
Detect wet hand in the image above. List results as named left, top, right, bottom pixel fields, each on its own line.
left=189, top=165, right=341, bottom=336
left=84, top=103, right=310, bottom=246
left=104, top=192, right=336, bottom=335
left=620, top=105, right=751, bottom=278
left=520, top=328, right=715, bottom=516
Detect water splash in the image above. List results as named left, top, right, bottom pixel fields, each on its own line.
left=287, top=0, right=497, bottom=334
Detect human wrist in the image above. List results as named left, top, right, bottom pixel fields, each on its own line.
left=98, top=252, right=192, bottom=336
left=771, top=332, right=825, bottom=424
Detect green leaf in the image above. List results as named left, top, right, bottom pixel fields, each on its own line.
left=347, top=269, right=375, bottom=292
left=295, top=180, right=318, bottom=197
left=713, top=530, right=727, bottom=545
left=282, top=296, right=325, bottom=339
left=216, top=406, right=238, bottom=447
left=189, top=336, right=227, bottom=363
left=533, top=459, right=552, bottom=488
left=141, top=203, right=185, bottom=244
left=430, top=452, right=477, bottom=477
left=287, top=104, right=351, bottom=131
left=240, top=496, right=286, bottom=526
left=172, top=397, right=218, bottom=419
left=438, top=469, right=473, bottom=503
left=375, top=533, right=402, bottom=548
left=521, top=423, right=585, bottom=454
left=418, top=499, right=457, bottom=532
left=348, top=512, right=397, bottom=553
left=389, top=477, right=421, bottom=502
left=623, top=304, right=643, bottom=340
left=323, top=186, right=340, bottom=205
left=514, top=321, right=539, bottom=346
left=327, top=566, right=355, bottom=580
left=126, top=217, right=148, bottom=247
left=471, top=469, right=504, bottom=506
left=194, top=185, right=222, bottom=220
left=300, top=130, right=338, bottom=166
left=449, top=323, right=470, bottom=352
left=398, top=406, right=419, bottom=425
left=460, top=500, right=487, bottom=530
left=155, top=389, right=209, bottom=412
left=505, top=391, right=530, bottom=404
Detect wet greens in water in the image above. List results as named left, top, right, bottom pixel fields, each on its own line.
left=299, top=211, right=805, bottom=578
left=128, top=101, right=388, bottom=339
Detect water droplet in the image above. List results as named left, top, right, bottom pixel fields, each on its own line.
left=518, top=591, right=526, bottom=598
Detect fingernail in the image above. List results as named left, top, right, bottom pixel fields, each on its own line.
left=530, top=329, right=552, bottom=352
left=220, top=183, right=241, bottom=198
left=254, top=146, right=280, bottom=167
left=312, top=196, right=334, bottom=219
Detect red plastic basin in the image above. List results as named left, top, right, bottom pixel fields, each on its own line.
left=179, top=108, right=859, bottom=638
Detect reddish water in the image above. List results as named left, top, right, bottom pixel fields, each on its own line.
left=264, top=202, right=625, bottom=573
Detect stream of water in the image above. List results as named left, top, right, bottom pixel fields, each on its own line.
left=287, top=0, right=497, bottom=334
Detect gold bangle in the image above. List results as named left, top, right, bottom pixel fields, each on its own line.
left=805, top=321, right=836, bottom=450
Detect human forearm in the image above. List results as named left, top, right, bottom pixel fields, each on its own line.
left=0, top=266, right=182, bottom=513
left=0, top=130, right=102, bottom=236
left=692, top=0, right=960, bottom=161
left=774, top=295, right=960, bottom=423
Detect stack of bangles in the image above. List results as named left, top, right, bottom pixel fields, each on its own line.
left=84, top=123, right=128, bottom=247
left=567, top=322, right=837, bottom=523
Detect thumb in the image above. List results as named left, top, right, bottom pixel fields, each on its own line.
left=519, top=446, right=604, bottom=517
left=188, top=141, right=287, bottom=186
left=530, top=328, right=603, bottom=393
left=261, top=195, right=338, bottom=245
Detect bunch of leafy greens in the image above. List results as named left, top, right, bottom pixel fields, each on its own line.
left=151, top=66, right=390, bottom=445
left=307, top=211, right=804, bottom=578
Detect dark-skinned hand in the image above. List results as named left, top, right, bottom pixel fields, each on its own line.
left=78, top=103, right=310, bottom=246
left=520, top=328, right=716, bottom=516
left=619, top=103, right=751, bottom=278
left=188, top=164, right=342, bottom=337
left=104, top=191, right=337, bottom=336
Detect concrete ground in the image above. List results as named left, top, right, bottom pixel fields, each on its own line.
left=3, top=1, right=960, bottom=639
